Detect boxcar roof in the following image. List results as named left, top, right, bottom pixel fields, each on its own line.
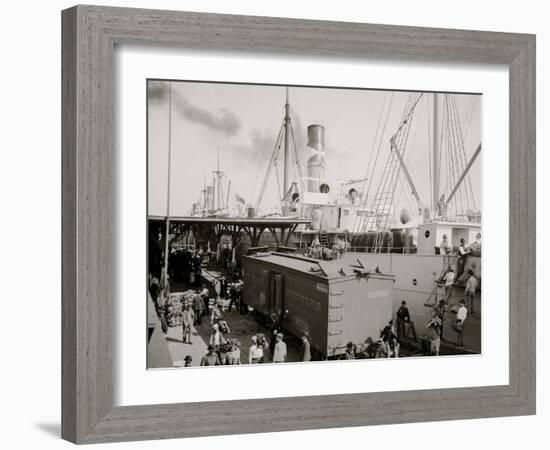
left=244, top=252, right=394, bottom=282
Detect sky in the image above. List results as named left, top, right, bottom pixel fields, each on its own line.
left=147, top=80, right=481, bottom=219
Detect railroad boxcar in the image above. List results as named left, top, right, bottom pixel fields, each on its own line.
left=242, top=252, right=395, bottom=357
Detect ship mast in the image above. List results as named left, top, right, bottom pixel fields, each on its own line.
left=217, top=148, right=220, bottom=210
left=432, top=92, right=440, bottom=217
left=213, top=147, right=225, bottom=212
left=201, top=175, right=207, bottom=216
left=283, top=87, right=291, bottom=213
left=163, top=82, right=172, bottom=284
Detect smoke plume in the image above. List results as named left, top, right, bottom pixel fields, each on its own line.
left=147, top=81, right=242, bottom=137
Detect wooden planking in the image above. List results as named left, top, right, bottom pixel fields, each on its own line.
left=61, top=5, right=536, bottom=444
left=90, top=386, right=521, bottom=443
left=81, top=5, right=531, bottom=64
left=61, top=6, right=78, bottom=443
left=62, top=5, right=116, bottom=442
left=508, top=36, right=536, bottom=410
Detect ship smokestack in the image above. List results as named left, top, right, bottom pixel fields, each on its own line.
left=306, top=124, right=325, bottom=192
left=206, top=185, right=214, bottom=212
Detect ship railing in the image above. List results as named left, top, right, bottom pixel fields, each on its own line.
left=348, top=246, right=417, bottom=254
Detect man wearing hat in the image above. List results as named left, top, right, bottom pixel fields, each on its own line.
left=249, top=335, right=264, bottom=364
left=301, top=331, right=311, bottom=362
left=443, top=267, right=455, bottom=303
left=439, top=234, right=451, bottom=255
left=343, top=341, right=355, bottom=360
left=380, top=320, right=399, bottom=357
left=396, top=300, right=416, bottom=340
left=434, top=299, right=447, bottom=338
left=455, top=299, right=468, bottom=348
left=426, top=314, right=442, bottom=356
left=183, top=355, right=193, bottom=367
left=200, top=345, right=221, bottom=366
left=464, top=270, right=478, bottom=315
left=181, top=303, right=195, bottom=344
left=272, top=333, right=287, bottom=363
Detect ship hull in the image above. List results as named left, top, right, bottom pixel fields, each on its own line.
left=339, top=252, right=481, bottom=353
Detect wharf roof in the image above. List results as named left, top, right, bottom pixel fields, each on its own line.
left=148, top=215, right=310, bottom=227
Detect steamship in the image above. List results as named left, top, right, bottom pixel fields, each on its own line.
left=182, top=88, right=482, bottom=354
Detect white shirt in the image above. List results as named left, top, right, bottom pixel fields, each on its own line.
left=249, top=344, right=264, bottom=362
left=465, top=276, right=478, bottom=294
left=273, top=341, right=287, bottom=362
left=444, top=271, right=455, bottom=286
left=210, top=331, right=223, bottom=346
left=457, top=305, right=468, bottom=322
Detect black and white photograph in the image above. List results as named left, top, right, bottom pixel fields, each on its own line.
left=147, top=80, right=482, bottom=368
left=1, top=0, right=544, bottom=447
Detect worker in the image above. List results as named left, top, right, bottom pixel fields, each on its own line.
left=192, top=291, right=205, bottom=325
left=209, top=323, right=224, bottom=348
left=226, top=339, right=241, bottom=365
left=257, top=333, right=270, bottom=363
left=443, top=268, right=455, bottom=304
left=434, top=299, right=446, bottom=338
left=220, top=276, right=228, bottom=299
left=183, top=355, right=193, bottom=367
left=148, top=273, right=161, bottom=305
left=200, top=345, right=221, bottom=366
left=249, top=335, right=264, bottom=364
left=457, top=238, right=470, bottom=277
left=273, top=333, right=287, bottom=363
left=200, top=285, right=210, bottom=316
left=439, top=234, right=451, bottom=255
left=426, top=314, right=442, bottom=356
left=380, top=320, right=399, bottom=357
left=301, top=331, right=312, bottom=362
left=161, top=273, right=171, bottom=296
left=343, top=342, right=356, bottom=360
left=238, top=283, right=247, bottom=315
left=155, top=289, right=169, bottom=336
left=395, top=300, right=416, bottom=340
left=454, top=299, right=468, bottom=348
left=182, top=303, right=195, bottom=344
left=210, top=301, right=224, bottom=326
left=469, top=233, right=482, bottom=256
left=465, top=270, right=478, bottom=315
left=227, top=283, right=238, bottom=312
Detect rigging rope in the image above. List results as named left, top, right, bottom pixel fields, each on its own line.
left=255, top=118, right=285, bottom=208
left=371, top=93, right=422, bottom=251
left=350, top=93, right=392, bottom=234
left=450, top=98, right=466, bottom=214
left=250, top=99, right=280, bottom=204
left=427, top=95, right=433, bottom=211
left=450, top=96, right=477, bottom=211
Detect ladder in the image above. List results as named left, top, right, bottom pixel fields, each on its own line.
left=359, top=93, right=423, bottom=252
left=319, top=230, right=330, bottom=247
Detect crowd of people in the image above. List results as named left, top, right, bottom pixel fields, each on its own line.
left=149, top=237, right=478, bottom=367
left=391, top=296, right=470, bottom=357
left=196, top=301, right=312, bottom=366
left=338, top=295, right=471, bottom=361
left=150, top=268, right=473, bottom=365
left=305, top=237, right=349, bottom=261
left=439, top=232, right=482, bottom=258
left=149, top=269, right=304, bottom=367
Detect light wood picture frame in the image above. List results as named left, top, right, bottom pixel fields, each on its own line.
left=61, top=5, right=536, bottom=444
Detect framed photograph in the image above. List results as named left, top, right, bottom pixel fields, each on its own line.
left=62, top=5, right=536, bottom=444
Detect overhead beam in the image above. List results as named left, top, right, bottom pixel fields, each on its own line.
left=446, top=143, right=482, bottom=207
